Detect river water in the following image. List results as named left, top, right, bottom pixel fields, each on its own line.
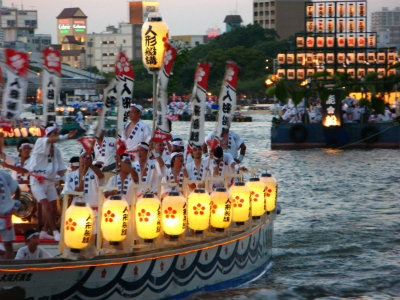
left=3, top=112, right=400, bottom=299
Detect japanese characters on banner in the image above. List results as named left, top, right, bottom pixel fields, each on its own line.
left=215, top=61, right=240, bottom=138
left=153, top=42, right=177, bottom=143
left=1, top=49, right=29, bottom=121
left=94, top=78, right=118, bottom=138
left=322, top=95, right=342, bottom=127
left=188, top=63, right=210, bottom=148
left=42, top=49, right=61, bottom=125
left=115, top=52, right=134, bottom=135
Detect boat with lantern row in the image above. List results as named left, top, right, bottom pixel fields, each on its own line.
left=0, top=173, right=279, bottom=300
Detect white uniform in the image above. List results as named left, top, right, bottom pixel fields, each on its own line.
left=4, top=154, right=31, bottom=192
left=93, top=137, right=117, bottom=168
left=28, top=137, right=66, bottom=202
left=0, top=171, right=18, bottom=242
left=105, top=174, right=134, bottom=203
left=131, top=159, right=165, bottom=196
left=121, top=120, right=151, bottom=158
left=61, top=170, right=80, bottom=196
left=186, top=158, right=210, bottom=181
left=15, top=245, right=52, bottom=260
left=213, top=153, right=235, bottom=178
left=205, top=131, right=244, bottom=160
left=161, top=167, right=185, bottom=196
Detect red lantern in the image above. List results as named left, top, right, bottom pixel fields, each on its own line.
left=358, top=36, right=365, bottom=47
left=348, top=35, right=355, bottom=47
left=316, top=37, right=324, bottom=48
left=326, top=36, right=334, bottom=47
left=306, top=37, right=315, bottom=48
left=337, top=36, right=345, bottom=47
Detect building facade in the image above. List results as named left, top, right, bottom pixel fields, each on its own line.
left=129, top=1, right=159, bottom=24
left=170, top=35, right=208, bottom=49
left=0, top=8, right=37, bottom=44
left=371, top=7, right=400, bottom=49
left=253, top=0, right=306, bottom=39
left=56, top=7, right=87, bottom=47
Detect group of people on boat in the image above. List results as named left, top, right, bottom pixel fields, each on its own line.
left=0, top=102, right=247, bottom=259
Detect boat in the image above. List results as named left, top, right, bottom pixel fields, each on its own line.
left=0, top=174, right=279, bottom=300
left=271, top=121, right=400, bottom=149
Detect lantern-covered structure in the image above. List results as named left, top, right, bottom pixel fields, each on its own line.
left=141, top=13, right=169, bottom=71
left=161, top=192, right=187, bottom=238
left=210, top=188, right=232, bottom=231
left=135, top=193, right=161, bottom=242
left=260, top=173, right=277, bottom=212
left=64, top=201, right=94, bottom=252
left=246, top=178, right=266, bottom=218
left=101, top=195, right=129, bottom=245
left=229, top=182, right=250, bottom=224
left=187, top=189, right=210, bottom=232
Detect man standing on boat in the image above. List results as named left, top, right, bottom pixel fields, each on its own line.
left=0, top=170, right=20, bottom=259
left=121, top=104, right=151, bottom=161
left=93, top=129, right=116, bottom=171
left=15, top=229, right=52, bottom=260
left=186, top=144, right=210, bottom=183
left=27, top=124, right=77, bottom=241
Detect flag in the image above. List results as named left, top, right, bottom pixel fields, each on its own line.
left=94, top=78, right=118, bottom=138
left=116, top=139, right=126, bottom=155
left=42, top=48, right=61, bottom=125
left=1, top=49, right=29, bottom=121
left=153, top=127, right=171, bottom=143
left=77, top=136, right=95, bottom=153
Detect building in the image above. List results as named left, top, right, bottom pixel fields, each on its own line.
left=56, top=7, right=87, bottom=47
left=224, top=15, right=243, bottom=32
left=0, top=7, right=37, bottom=45
left=86, top=24, right=137, bottom=73
left=170, top=35, right=209, bottom=49
left=371, top=7, right=400, bottom=49
left=253, top=0, right=306, bottom=39
left=129, top=0, right=159, bottom=24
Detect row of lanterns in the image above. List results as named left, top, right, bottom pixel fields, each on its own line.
left=295, top=35, right=376, bottom=49
left=0, top=126, right=43, bottom=138
left=306, top=2, right=365, bottom=18
left=306, top=19, right=366, bottom=34
left=63, top=174, right=277, bottom=251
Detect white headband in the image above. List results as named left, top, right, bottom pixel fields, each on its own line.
left=45, top=126, right=57, bottom=136
left=130, top=104, right=143, bottom=112
left=26, top=232, right=39, bottom=241
left=69, top=162, right=80, bottom=167
left=18, top=143, right=33, bottom=150
left=171, top=140, right=184, bottom=147
left=138, top=143, right=149, bottom=150
left=171, top=152, right=183, bottom=161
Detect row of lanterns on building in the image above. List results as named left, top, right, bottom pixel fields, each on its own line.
left=63, top=174, right=277, bottom=251
left=306, top=19, right=366, bottom=34
left=0, top=126, right=43, bottom=138
left=296, top=35, right=376, bottom=49
left=306, top=2, right=366, bottom=18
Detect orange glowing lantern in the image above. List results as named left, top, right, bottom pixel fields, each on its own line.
left=277, top=69, right=286, bottom=78
left=306, top=53, right=314, bottom=64
left=326, top=36, right=334, bottom=47
left=347, top=68, right=355, bottom=78
left=348, top=4, right=355, bottom=17
left=327, top=4, right=334, bottom=17
left=337, top=53, right=345, bottom=64
left=367, top=53, right=376, bottom=63
left=377, top=53, right=386, bottom=64
left=358, top=3, right=365, bottom=16
left=306, top=5, right=314, bottom=17
left=296, top=37, right=305, bottom=48
left=338, top=3, right=345, bottom=17
left=357, top=53, right=366, bottom=64
left=338, top=20, right=344, bottom=33
left=101, top=195, right=129, bottom=245
left=377, top=68, right=386, bottom=78
left=64, top=201, right=94, bottom=252
left=296, top=53, right=305, bottom=65
left=306, top=69, right=315, bottom=77
left=388, top=69, right=396, bottom=76
left=277, top=53, right=285, bottom=64
left=14, top=128, right=21, bottom=138
left=187, top=189, right=210, bottom=232
left=337, top=68, right=345, bottom=74
left=229, top=182, right=250, bottom=224
left=306, top=21, right=314, bottom=33
left=287, top=69, right=295, bottom=80
left=316, top=37, right=324, bottom=48
left=317, top=4, right=324, bottom=17
left=326, top=68, right=334, bottom=76
left=287, top=53, right=294, bottom=64
left=327, top=20, right=334, bottom=33
left=358, top=36, right=366, bottom=47
left=135, top=193, right=161, bottom=242
left=161, top=192, right=186, bottom=237
left=326, top=53, right=335, bottom=64
left=358, top=19, right=365, bottom=32
left=357, top=68, right=366, bottom=79
left=388, top=53, right=397, bottom=63
left=317, top=53, right=325, bottom=64
left=348, top=20, right=355, bottom=33
left=20, top=127, right=28, bottom=138
left=306, top=36, right=315, bottom=48
left=210, top=188, right=232, bottom=230
left=337, top=36, right=345, bottom=47
left=297, top=69, right=305, bottom=80
left=347, top=53, right=355, bottom=64
left=367, top=68, right=376, bottom=74
left=348, top=35, right=355, bottom=47
left=246, top=178, right=266, bottom=218
left=317, top=20, right=324, bottom=33
left=260, top=173, right=277, bottom=212
left=368, top=35, right=376, bottom=47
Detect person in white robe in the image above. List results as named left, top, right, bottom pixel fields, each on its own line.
left=15, top=229, right=52, bottom=260
left=93, top=130, right=116, bottom=171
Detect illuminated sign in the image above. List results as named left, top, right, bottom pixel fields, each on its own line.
left=58, top=24, right=71, bottom=30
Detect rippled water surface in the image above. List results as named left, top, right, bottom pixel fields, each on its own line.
left=4, top=112, right=400, bottom=299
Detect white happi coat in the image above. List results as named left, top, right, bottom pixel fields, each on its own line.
left=0, top=171, right=18, bottom=230
left=93, top=137, right=117, bottom=167
left=205, top=131, right=244, bottom=160
left=121, top=120, right=151, bottom=155
left=105, top=174, right=134, bottom=203
left=160, top=167, right=185, bottom=196
left=4, top=154, right=31, bottom=192
left=131, top=159, right=165, bottom=196
left=186, top=157, right=211, bottom=182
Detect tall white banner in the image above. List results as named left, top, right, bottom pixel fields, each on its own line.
left=42, top=49, right=61, bottom=125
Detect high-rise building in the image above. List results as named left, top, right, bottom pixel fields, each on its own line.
left=371, top=7, right=400, bottom=48
left=253, top=0, right=306, bottom=39
left=0, top=8, right=37, bottom=44
left=129, top=1, right=159, bottom=24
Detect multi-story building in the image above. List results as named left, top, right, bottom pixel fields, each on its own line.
left=224, top=15, right=243, bottom=32
left=371, top=7, right=400, bottom=49
left=86, top=24, right=136, bottom=73
left=0, top=7, right=37, bottom=44
left=170, top=35, right=208, bottom=49
left=253, top=0, right=306, bottom=39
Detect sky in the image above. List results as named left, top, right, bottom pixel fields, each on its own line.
left=3, top=0, right=400, bottom=43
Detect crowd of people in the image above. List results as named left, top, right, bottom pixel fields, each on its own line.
left=0, top=103, right=247, bottom=259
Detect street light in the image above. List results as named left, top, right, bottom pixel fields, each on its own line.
left=141, top=13, right=169, bottom=120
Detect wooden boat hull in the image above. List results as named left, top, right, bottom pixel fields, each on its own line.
left=0, top=214, right=274, bottom=300
left=271, top=122, right=400, bottom=149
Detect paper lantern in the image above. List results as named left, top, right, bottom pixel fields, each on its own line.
left=316, top=53, right=325, bottom=64
left=327, top=4, right=334, bottom=17
left=306, top=53, right=314, bottom=64
left=306, top=21, right=314, bottom=33
left=358, top=36, right=365, bottom=47
left=326, top=53, right=335, bottom=64
left=388, top=53, right=397, bottom=63
left=347, top=53, right=355, bottom=64
left=187, top=189, right=210, bottom=232
left=348, top=4, right=355, bottom=17
left=14, top=128, right=21, bottom=138
left=377, top=53, right=386, bottom=64
left=326, top=36, right=334, bottom=47
left=296, top=53, right=305, bottom=65
left=287, top=53, right=294, bottom=64
left=368, top=35, right=376, bottom=47
left=388, top=69, right=396, bottom=76
left=317, top=20, right=324, bottom=33
left=260, top=173, right=277, bottom=212
left=101, top=195, right=129, bottom=245
left=297, top=69, right=305, bottom=79
left=367, top=53, right=375, bottom=63
left=316, top=37, right=324, bottom=48
left=135, top=193, right=161, bottom=242
left=229, top=182, right=250, bottom=224
left=20, top=127, right=28, bottom=138
left=337, top=53, right=345, bottom=64
left=348, top=35, right=355, bottom=47
left=337, top=36, right=345, bottom=47
left=347, top=68, right=355, bottom=78
left=277, top=53, right=285, bottom=64
left=161, top=191, right=186, bottom=237
left=337, top=68, right=345, bottom=74
left=327, top=20, right=334, bottom=33
left=326, top=68, right=334, bottom=76
left=367, top=68, right=376, bottom=74
left=358, top=19, right=365, bottom=32
left=306, top=5, right=314, bottom=17
left=348, top=20, right=355, bottom=33
left=287, top=69, right=295, bottom=80
left=338, top=4, right=345, bottom=17
left=210, top=187, right=232, bottom=230
left=357, top=68, right=366, bottom=79
left=338, top=20, right=345, bottom=33
left=357, top=53, right=366, bottom=64
left=317, top=4, right=324, bottom=17
left=296, top=36, right=304, bottom=48
left=306, top=69, right=315, bottom=77
left=306, top=37, right=314, bottom=48
left=377, top=68, right=386, bottom=78
left=277, top=69, right=286, bottom=78
left=141, top=13, right=169, bottom=71
left=246, top=178, right=265, bottom=218
left=64, top=201, right=94, bottom=252
left=358, top=3, right=366, bottom=16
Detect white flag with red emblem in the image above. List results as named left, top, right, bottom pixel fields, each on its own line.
left=215, top=61, right=240, bottom=138
left=42, top=48, right=61, bottom=125
left=77, top=136, right=96, bottom=153
left=1, top=49, right=29, bottom=121
left=153, top=42, right=177, bottom=142
left=188, top=63, right=210, bottom=148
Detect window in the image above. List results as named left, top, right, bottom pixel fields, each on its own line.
left=7, top=20, right=16, bottom=26
left=271, top=10, right=275, bottom=16
left=254, top=12, right=258, bottom=17
left=271, top=19, right=275, bottom=24
left=271, top=1, right=275, bottom=6
left=254, top=3, right=258, bottom=8
left=260, top=11, right=264, bottom=16
left=260, top=2, right=264, bottom=7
